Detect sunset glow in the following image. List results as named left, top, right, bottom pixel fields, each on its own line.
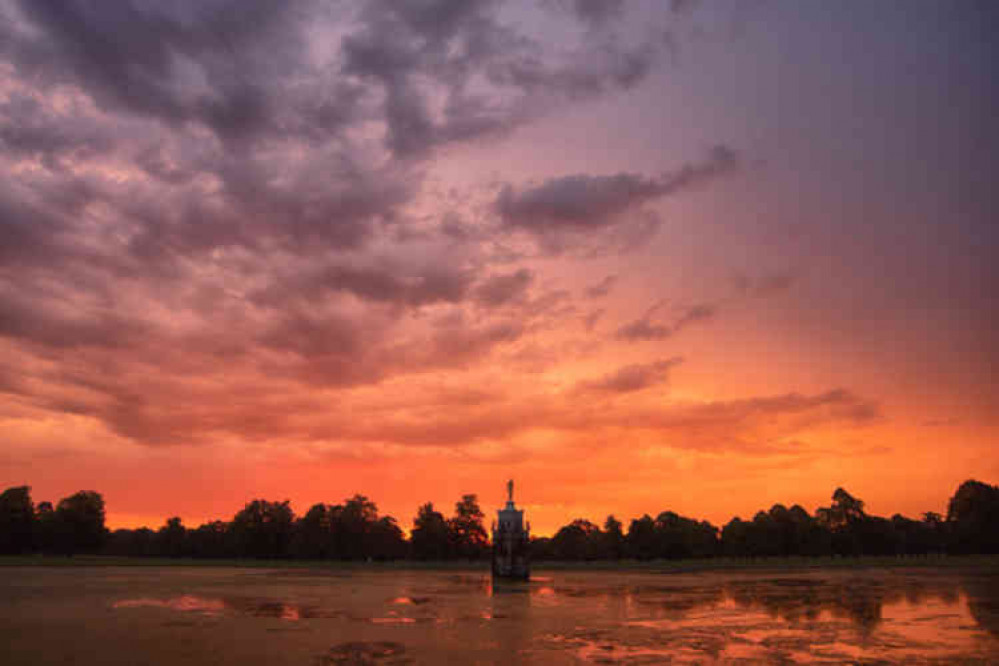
left=1, top=0, right=996, bottom=536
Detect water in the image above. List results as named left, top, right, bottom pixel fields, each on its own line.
left=1, top=564, right=997, bottom=664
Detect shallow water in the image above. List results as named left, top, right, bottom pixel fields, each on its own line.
left=1, top=565, right=997, bottom=664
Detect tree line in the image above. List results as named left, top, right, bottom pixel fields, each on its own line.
left=1, top=480, right=997, bottom=560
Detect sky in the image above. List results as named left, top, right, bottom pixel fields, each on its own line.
left=1, top=0, right=996, bottom=535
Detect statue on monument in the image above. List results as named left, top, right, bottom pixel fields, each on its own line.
left=493, top=478, right=529, bottom=580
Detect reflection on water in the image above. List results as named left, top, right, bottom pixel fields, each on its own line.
left=113, top=595, right=226, bottom=614
left=11, top=565, right=998, bottom=664
left=318, top=641, right=411, bottom=666
left=113, top=595, right=328, bottom=620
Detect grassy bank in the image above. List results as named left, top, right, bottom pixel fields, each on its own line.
left=2, top=553, right=997, bottom=572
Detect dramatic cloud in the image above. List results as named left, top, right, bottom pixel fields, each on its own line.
left=585, top=275, right=619, bottom=299
left=497, top=146, right=737, bottom=230
left=249, top=263, right=475, bottom=310
left=616, top=303, right=717, bottom=341
left=615, top=273, right=798, bottom=343
left=6, top=0, right=310, bottom=142
left=576, top=357, right=684, bottom=393
left=4, top=0, right=984, bottom=534
left=495, top=145, right=737, bottom=252
left=339, top=0, right=668, bottom=158
left=473, top=269, right=534, bottom=307
left=563, top=0, right=626, bottom=26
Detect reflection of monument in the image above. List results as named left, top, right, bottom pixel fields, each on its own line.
left=492, top=479, right=530, bottom=580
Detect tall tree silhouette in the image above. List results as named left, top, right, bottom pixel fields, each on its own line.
left=411, top=502, right=449, bottom=560
left=947, top=480, right=999, bottom=553
left=448, top=494, right=488, bottom=560
left=54, top=491, right=106, bottom=554
left=603, top=515, right=625, bottom=560
left=156, top=517, right=187, bottom=558
left=293, top=504, right=335, bottom=559
left=552, top=519, right=602, bottom=560
left=336, top=495, right=379, bottom=560
left=230, top=499, right=294, bottom=558
left=0, top=486, right=34, bottom=554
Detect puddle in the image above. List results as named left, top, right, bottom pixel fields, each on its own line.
left=112, top=595, right=225, bottom=615
left=388, top=596, right=431, bottom=605
left=369, top=617, right=418, bottom=625
left=112, top=595, right=330, bottom=621
left=30, top=566, right=999, bottom=663
left=318, top=641, right=412, bottom=665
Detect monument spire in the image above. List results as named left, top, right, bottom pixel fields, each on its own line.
left=493, top=479, right=529, bottom=580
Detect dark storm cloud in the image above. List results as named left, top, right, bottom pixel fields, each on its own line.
left=250, top=263, right=474, bottom=310
left=473, top=269, right=534, bottom=307
left=569, top=0, right=625, bottom=25
left=258, top=309, right=363, bottom=360
left=670, top=0, right=701, bottom=16
left=576, top=357, right=684, bottom=393
left=426, top=320, right=524, bottom=365
left=341, top=0, right=668, bottom=157
left=497, top=173, right=662, bottom=230
left=616, top=272, right=795, bottom=343
left=8, top=0, right=308, bottom=142
left=324, top=385, right=879, bottom=450
left=497, top=146, right=736, bottom=231
left=585, top=275, right=618, bottom=299
left=0, top=0, right=683, bottom=269
left=0, top=288, right=150, bottom=352
left=616, top=303, right=717, bottom=341
left=648, top=389, right=882, bottom=431
left=0, top=93, right=114, bottom=169
left=0, top=0, right=736, bottom=449
left=0, top=187, right=66, bottom=266
left=495, top=146, right=738, bottom=252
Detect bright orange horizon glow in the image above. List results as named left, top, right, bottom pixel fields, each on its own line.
left=1, top=1, right=996, bottom=539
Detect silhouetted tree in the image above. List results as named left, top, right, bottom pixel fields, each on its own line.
left=721, top=517, right=751, bottom=556
left=723, top=504, right=830, bottom=558
left=0, top=486, right=35, bottom=554
left=369, top=516, right=406, bottom=560
left=552, top=519, right=602, bottom=560
left=529, top=535, right=555, bottom=561
left=335, top=495, right=378, bottom=560
left=106, top=527, right=156, bottom=557
left=816, top=487, right=867, bottom=556
left=9, top=479, right=999, bottom=561
left=53, top=491, right=106, bottom=554
left=292, top=503, right=335, bottom=559
left=890, top=514, right=940, bottom=555
left=34, top=501, right=57, bottom=553
left=603, top=515, right=625, bottom=560
left=947, top=480, right=999, bottom=554
left=626, top=514, right=657, bottom=560
left=787, top=504, right=830, bottom=556
left=230, top=499, right=294, bottom=558
left=188, top=521, right=229, bottom=558
left=410, top=502, right=449, bottom=560
left=652, top=511, right=719, bottom=559
left=156, top=517, right=188, bottom=557
left=448, top=494, right=488, bottom=560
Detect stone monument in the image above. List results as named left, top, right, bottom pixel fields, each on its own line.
left=491, top=479, right=530, bottom=580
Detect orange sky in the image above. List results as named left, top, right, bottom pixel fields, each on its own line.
left=1, top=1, right=996, bottom=536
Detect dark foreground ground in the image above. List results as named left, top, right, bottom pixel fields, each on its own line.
left=1, top=559, right=997, bottom=664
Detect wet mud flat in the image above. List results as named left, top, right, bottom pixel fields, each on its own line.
left=1, top=564, right=997, bottom=664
